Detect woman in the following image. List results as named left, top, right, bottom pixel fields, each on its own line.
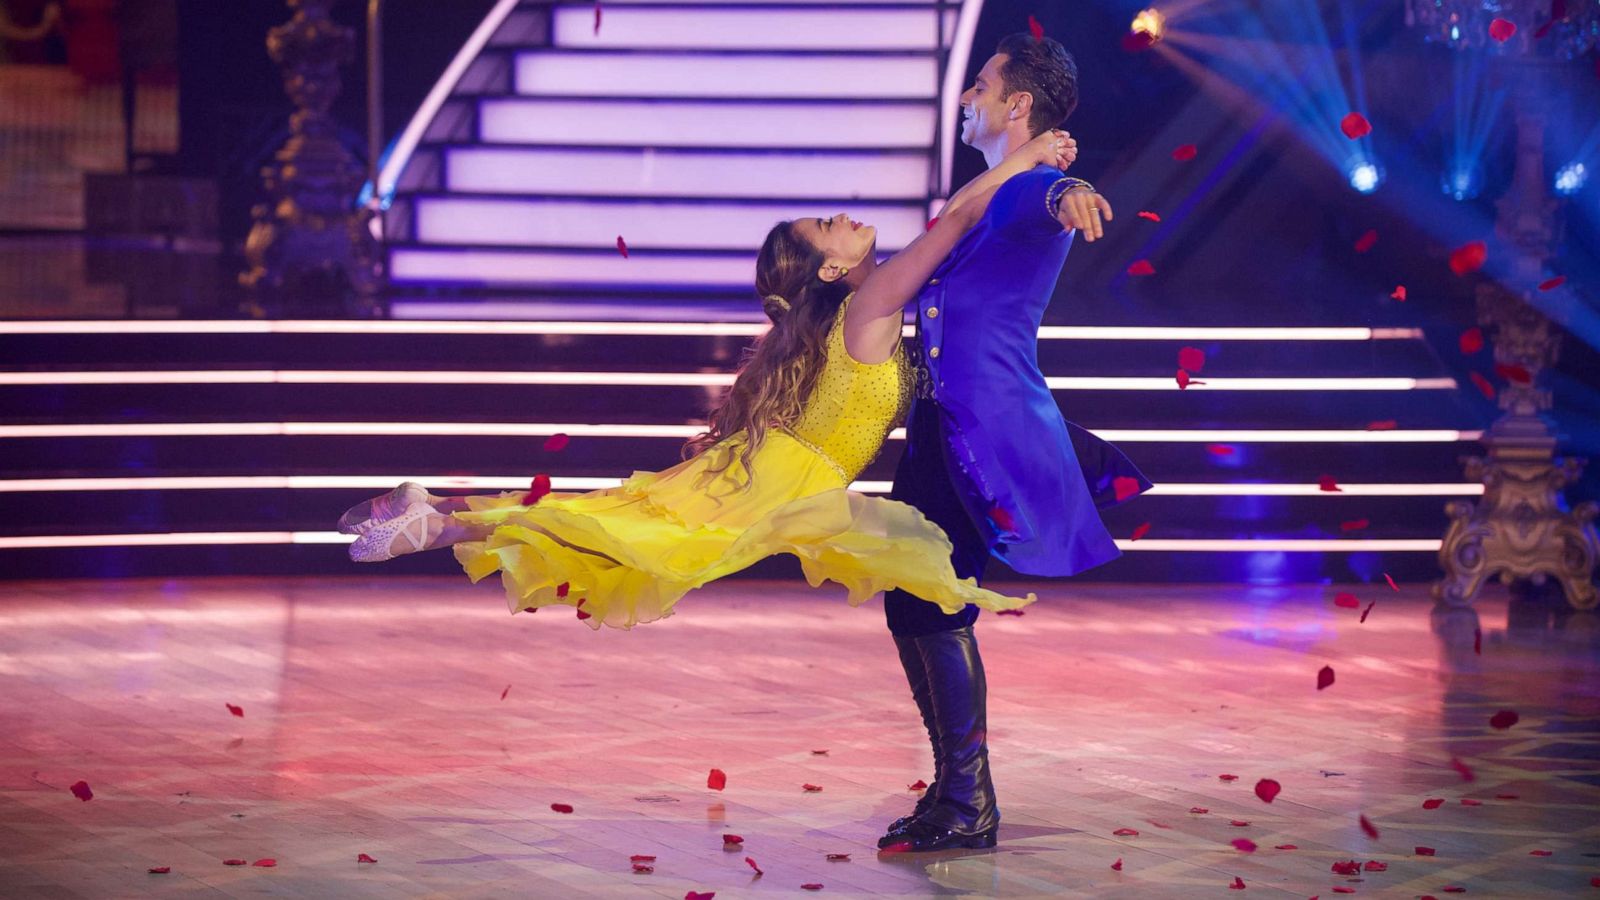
left=338, top=129, right=1078, bottom=629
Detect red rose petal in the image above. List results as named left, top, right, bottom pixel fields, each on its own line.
left=1535, top=18, right=1555, bottom=38
left=1384, top=573, right=1399, bottom=591
left=358, top=853, right=378, bottom=863
left=1131, top=521, right=1151, bottom=541
left=723, top=834, right=744, bottom=845
left=616, top=235, right=629, bottom=258
left=908, top=779, right=928, bottom=791
left=1359, top=814, right=1379, bottom=839
left=987, top=505, right=1015, bottom=532
left=632, top=855, right=657, bottom=863
left=1176, top=368, right=1194, bottom=390
left=1179, top=346, right=1206, bottom=373
left=575, top=609, right=592, bottom=620
left=1592, top=877, right=1600, bottom=888
left=1496, top=793, right=1519, bottom=799
left=745, top=856, right=763, bottom=876
left=827, top=853, right=850, bottom=861
left=1489, top=709, right=1519, bottom=729
left=1334, top=888, right=1357, bottom=894
left=803, top=783, right=823, bottom=792
left=1207, top=443, right=1235, bottom=456
left=1460, top=798, right=1483, bottom=806
left=1332, top=860, right=1361, bottom=875
left=1274, top=844, right=1298, bottom=850
left=544, top=433, right=570, bottom=452
left=500, top=685, right=510, bottom=701
left=801, top=885, right=824, bottom=892
left=1441, top=887, right=1466, bottom=894
left=1341, top=519, right=1370, bottom=532
left=252, top=859, right=276, bottom=867
left=1473, top=629, right=1481, bottom=655
left=995, top=609, right=1025, bottom=616
left=1450, top=756, right=1476, bottom=782
left=1488, top=17, right=1516, bottom=41
left=551, top=803, right=574, bottom=814
left=1391, top=285, right=1408, bottom=301
left=1138, top=210, right=1162, bottom=222
left=633, top=863, right=655, bottom=873
left=1319, top=475, right=1342, bottom=492
left=1449, top=240, right=1488, bottom=275
left=524, top=473, right=552, bottom=505
left=708, top=768, right=727, bottom=791
left=1218, top=774, right=1239, bottom=781
left=1340, top=112, right=1372, bottom=139
left=1529, top=849, right=1552, bottom=856
left=1113, top=828, right=1140, bottom=836
left=1354, top=229, right=1378, bottom=253
left=1028, top=14, right=1045, bottom=40
left=1190, top=807, right=1210, bottom=814
left=148, top=866, right=171, bottom=874
left=69, top=780, right=92, bottom=801
left=925, top=217, right=939, bottom=231
left=1129, top=259, right=1156, bottom=276
left=1423, top=798, right=1445, bottom=809
left=1416, top=846, right=1437, bottom=855
left=226, top=703, right=244, bottom=717
left=1459, top=327, right=1484, bottom=355
left=1146, top=819, right=1172, bottom=829
left=1367, top=419, right=1398, bottom=431
left=1318, top=665, right=1336, bottom=690
left=1469, top=371, right=1495, bottom=399
left=1359, top=600, right=1375, bottom=623
left=1114, top=476, right=1141, bottom=502
left=1232, top=839, right=1258, bottom=853
left=223, top=859, right=247, bottom=866
left=593, top=0, right=602, bottom=35
left=811, top=749, right=828, bottom=755
left=1111, top=857, right=1124, bottom=870
left=1229, top=876, right=1246, bottom=890
left=1254, top=779, right=1281, bottom=803
left=687, top=893, right=716, bottom=900
left=1538, top=275, right=1566, bottom=291
left=1229, top=820, right=1251, bottom=827
left=1334, top=592, right=1360, bottom=609
left=1172, top=144, right=1198, bottom=161
left=1364, top=860, right=1388, bottom=871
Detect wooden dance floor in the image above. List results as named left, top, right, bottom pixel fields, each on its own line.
left=2, top=577, right=1596, bottom=898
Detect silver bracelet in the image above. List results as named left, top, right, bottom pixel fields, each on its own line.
left=1046, top=177, right=1095, bottom=218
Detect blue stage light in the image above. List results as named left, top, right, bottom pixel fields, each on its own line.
left=1348, top=161, right=1382, bottom=194
left=1554, top=162, right=1588, bottom=195
left=1441, top=165, right=1482, bottom=201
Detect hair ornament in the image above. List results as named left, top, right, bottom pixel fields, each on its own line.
left=764, top=293, right=791, bottom=311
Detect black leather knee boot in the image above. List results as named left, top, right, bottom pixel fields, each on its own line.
left=880, top=625, right=998, bottom=852
left=881, top=634, right=941, bottom=840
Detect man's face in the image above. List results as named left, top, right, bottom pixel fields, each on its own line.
left=959, top=54, right=1015, bottom=151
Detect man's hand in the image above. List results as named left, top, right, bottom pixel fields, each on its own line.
left=1056, top=187, right=1112, bottom=242
left=1022, top=128, right=1077, bottom=171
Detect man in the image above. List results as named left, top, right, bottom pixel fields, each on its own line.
left=880, top=33, right=1151, bottom=852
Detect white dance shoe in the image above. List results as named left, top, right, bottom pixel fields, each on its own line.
left=338, top=482, right=430, bottom=535
left=347, top=501, right=439, bottom=562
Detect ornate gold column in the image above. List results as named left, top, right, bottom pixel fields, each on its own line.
left=1434, top=63, right=1598, bottom=611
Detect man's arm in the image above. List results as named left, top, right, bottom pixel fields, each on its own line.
left=991, top=170, right=1114, bottom=242
left=940, top=129, right=1075, bottom=223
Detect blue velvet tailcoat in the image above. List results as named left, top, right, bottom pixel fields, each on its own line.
left=910, top=164, right=1151, bottom=577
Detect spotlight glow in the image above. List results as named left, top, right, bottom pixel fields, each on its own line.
left=1131, top=8, right=1166, bottom=43
left=1442, top=165, right=1482, bottom=200
left=1348, top=161, right=1383, bottom=194
left=1554, top=162, right=1587, bottom=195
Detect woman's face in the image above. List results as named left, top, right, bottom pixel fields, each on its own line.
left=794, top=213, right=876, bottom=282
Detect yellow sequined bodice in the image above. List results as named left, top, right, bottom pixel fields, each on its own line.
left=786, top=294, right=915, bottom=482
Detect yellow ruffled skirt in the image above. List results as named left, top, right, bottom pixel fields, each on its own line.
left=450, top=432, right=1036, bottom=629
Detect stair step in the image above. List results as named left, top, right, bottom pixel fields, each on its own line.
left=412, top=195, right=923, bottom=251
left=477, top=97, right=935, bottom=148
left=514, top=49, right=938, bottom=98
left=551, top=5, right=951, bottom=51
left=388, top=245, right=755, bottom=289
left=443, top=146, right=931, bottom=199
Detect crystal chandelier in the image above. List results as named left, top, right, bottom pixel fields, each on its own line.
left=1405, top=0, right=1600, bottom=57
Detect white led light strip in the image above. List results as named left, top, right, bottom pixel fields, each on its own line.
left=0, top=422, right=1483, bottom=442
left=0, top=370, right=1457, bottom=391
left=0, top=320, right=1424, bottom=341
left=0, top=476, right=1482, bottom=497
left=0, top=531, right=1444, bottom=552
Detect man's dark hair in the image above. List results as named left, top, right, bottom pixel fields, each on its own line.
left=994, top=33, right=1079, bottom=136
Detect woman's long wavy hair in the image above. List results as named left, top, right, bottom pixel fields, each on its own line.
left=683, top=220, right=852, bottom=488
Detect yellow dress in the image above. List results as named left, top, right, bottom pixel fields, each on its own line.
left=451, top=294, right=1037, bottom=629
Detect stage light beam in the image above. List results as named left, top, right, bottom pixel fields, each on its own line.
left=1554, top=162, right=1587, bottom=195
left=1348, top=161, right=1383, bottom=194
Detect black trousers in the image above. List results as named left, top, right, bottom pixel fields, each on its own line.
left=884, top=400, right=988, bottom=637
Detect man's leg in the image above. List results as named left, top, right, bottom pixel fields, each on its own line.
left=879, top=403, right=999, bottom=850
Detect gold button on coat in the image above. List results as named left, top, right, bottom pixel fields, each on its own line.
left=927, top=307, right=939, bottom=319
left=929, top=346, right=940, bottom=358
left=928, top=278, right=940, bottom=285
